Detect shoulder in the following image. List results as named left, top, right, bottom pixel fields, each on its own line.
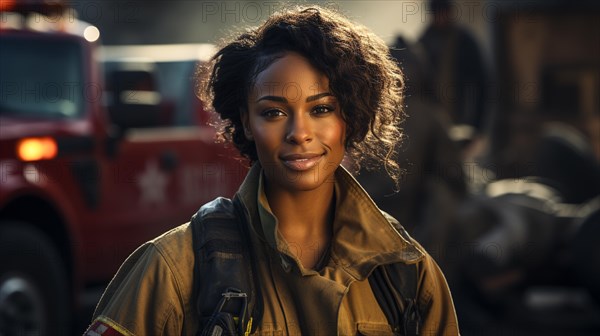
left=403, top=235, right=459, bottom=334
left=193, top=196, right=237, bottom=220
left=94, top=223, right=193, bottom=334
left=414, top=250, right=460, bottom=334
left=89, top=223, right=197, bottom=335
left=376, top=211, right=459, bottom=333
left=150, top=222, right=194, bottom=274
left=379, top=210, right=449, bottom=303
left=147, top=197, right=238, bottom=271
left=380, top=210, right=427, bottom=256
left=98, top=222, right=193, bottom=298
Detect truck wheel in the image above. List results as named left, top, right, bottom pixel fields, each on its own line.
left=0, top=222, right=71, bottom=336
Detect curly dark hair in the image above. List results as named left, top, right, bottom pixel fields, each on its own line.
left=197, top=5, right=405, bottom=182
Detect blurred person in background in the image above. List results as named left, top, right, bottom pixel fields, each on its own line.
left=357, top=35, right=467, bottom=269
left=418, top=0, right=488, bottom=156
left=85, top=6, right=459, bottom=335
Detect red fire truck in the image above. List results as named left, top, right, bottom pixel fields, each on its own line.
left=0, top=3, right=245, bottom=335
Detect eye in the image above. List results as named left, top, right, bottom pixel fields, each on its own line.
left=261, top=108, right=286, bottom=119
left=312, top=104, right=335, bottom=116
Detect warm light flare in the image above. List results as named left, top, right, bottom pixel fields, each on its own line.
left=17, top=137, right=58, bottom=161
left=83, top=25, right=100, bottom=42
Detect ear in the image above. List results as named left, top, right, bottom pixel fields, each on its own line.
left=240, top=108, right=253, bottom=141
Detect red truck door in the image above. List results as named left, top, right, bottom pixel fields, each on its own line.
left=80, top=60, right=245, bottom=281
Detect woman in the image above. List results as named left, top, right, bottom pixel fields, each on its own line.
left=87, top=6, right=459, bottom=336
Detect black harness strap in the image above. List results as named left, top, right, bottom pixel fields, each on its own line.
left=369, top=263, right=420, bottom=336
left=369, top=219, right=422, bottom=336
left=191, top=197, right=263, bottom=336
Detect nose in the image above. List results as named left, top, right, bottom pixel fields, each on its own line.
left=285, top=113, right=312, bottom=144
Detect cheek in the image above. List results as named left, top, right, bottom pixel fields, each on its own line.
left=332, top=119, right=347, bottom=146
left=250, top=123, right=281, bottom=155
left=321, top=119, right=346, bottom=152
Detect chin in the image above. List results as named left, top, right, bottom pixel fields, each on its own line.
left=282, top=167, right=337, bottom=192
left=262, top=159, right=340, bottom=192
left=289, top=178, right=331, bottom=192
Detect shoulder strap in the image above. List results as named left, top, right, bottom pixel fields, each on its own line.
left=371, top=263, right=420, bottom=336
left=369, top=221, right=421, bottom=336
left=190, top=196, right=263, bottom=335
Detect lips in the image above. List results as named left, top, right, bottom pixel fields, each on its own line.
left=280, top=153, right=324, bottom=171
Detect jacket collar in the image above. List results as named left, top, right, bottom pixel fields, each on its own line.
left=236, top=163, right=424, bottom=281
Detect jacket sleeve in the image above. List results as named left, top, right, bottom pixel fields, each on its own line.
left=417, top=253, right=460, bottom=336
left=85, top=243, right=184, bottom=336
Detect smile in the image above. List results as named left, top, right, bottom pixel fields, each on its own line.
left=280, top=153, right=324, bottom=171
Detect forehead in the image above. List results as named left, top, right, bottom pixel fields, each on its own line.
left=250, top=52, right=330, bottom=98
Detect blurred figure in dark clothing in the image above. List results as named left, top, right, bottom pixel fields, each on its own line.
left=418, top=0, right=488, bottom=148
left=449, top=121, right=600, bottom=333
left=535, top=122, right=600, bottom=204
left=357, top=35, right=467, bottom=261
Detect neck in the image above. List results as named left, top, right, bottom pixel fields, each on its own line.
left=265, top=180, right=335, bottom=238
left=264, top=178, right=335, bottom=270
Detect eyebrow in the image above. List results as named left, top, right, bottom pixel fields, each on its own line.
left=255, top=92, right=333, bottom=103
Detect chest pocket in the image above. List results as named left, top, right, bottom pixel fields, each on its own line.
left=357, top=322, right=394, bottom=336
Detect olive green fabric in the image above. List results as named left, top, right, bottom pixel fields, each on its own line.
left=89, top=163, right=459, bottom=335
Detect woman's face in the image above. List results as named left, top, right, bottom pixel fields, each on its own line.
left=245, top=52, right=346, bottom=193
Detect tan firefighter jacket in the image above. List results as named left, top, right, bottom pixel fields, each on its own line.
left=87, top=164, right=459, bottom=335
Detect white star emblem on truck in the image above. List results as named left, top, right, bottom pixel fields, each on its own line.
left=137, top=160, right=168, bottom=205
